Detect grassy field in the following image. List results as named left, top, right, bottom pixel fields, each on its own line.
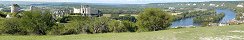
left=0, top=24, right=244, bottom=40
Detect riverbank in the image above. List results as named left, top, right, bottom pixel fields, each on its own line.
left=171, top=9, right=236, bottom=27
left=1, top=24, right=244, bottom=40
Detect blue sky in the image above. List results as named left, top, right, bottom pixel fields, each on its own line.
left=2, top=0, right=243, bottom=4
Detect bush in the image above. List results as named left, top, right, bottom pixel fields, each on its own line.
left=48, top=24, right=65, bottom=35
left=0, top=19, right=4, bottom=34
left=53, top=16, right=111, bottom=34
left=2, top=18, right=29, bottom=35
left=136, top=8, right=173, bottom=32
left=62, top=21, right=84, bottom=35
left=121, top=20, right=136, bottom=32
left=88, top=17, right=110, bottom=33
left=108, top=20, right=127, bottom=32
left=0, top=8, right=175, bottom=35
left=1, top=11, right=55, bottom=35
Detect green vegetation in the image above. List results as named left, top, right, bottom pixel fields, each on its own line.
left=0, top=11, right=7, bottom=18
left=108, top=20, right=127, bottom=32
left=117, top=14, right=136, bottom=22
left=193, top=13, right=225, bottom=26
left=174, top=10, right=215, bottom=21
left=1, top=11, right=55, bottom=35
left=0, top=8, right=173, bottom=35
left=1, top=24, right=244, bottom=40
left=136, top=8, right=173, bottom=32
left=234, top=8, right=244, bottom=20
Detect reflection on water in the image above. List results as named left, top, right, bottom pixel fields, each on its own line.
left=170, top=18, right=200, bottom=27
left=216, top=9, right=236, bottom=23
left=171, top=9, right=236, bottom=27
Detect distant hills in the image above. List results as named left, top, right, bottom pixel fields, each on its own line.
left=0, top=1, right=243, bottom=6
left=0, top=1, right=243, bottom=9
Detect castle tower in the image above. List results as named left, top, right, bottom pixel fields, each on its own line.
left=10, top=4, right=20, bottom=13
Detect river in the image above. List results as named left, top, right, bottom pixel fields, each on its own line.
left=171, top=9, right=236, bottom=27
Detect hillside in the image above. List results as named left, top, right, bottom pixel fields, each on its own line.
left=0, top=24, right=244, bottom=40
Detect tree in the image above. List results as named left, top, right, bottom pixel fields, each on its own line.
left=20, top=11, right=55, bottom=35
left=2, top=18, right=27, bottom=35
left=193, top=13, right=225, bottom=26
left=0, top=11, right=7, bottom=18
left=88, top=17, right=110, bottom=33
left=108, top=20, right=127, bottom=32
left=121, top=20, right=136, bottom=32
left=136, top=8, right=173, bottom=32
left=2, top=11, right=55, bottom=35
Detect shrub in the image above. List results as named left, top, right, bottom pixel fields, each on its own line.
left=62, top=21, right=84, bottom=35
left=88, top=17, right=110, bottom=33
left=48, top=24, right=65, bottom=35
left=121, top=21, right=137, bottom=32
left=2, top=11, right=55, bottom=35
left=50, top=16, right=93, bottom=35
left=2, top=18, right=29, bottom=35
left=108, top=20, right=127, bottom=32
left=0, top=19, right=4, bottom=34
left=136, top=8, right=173, bottom=32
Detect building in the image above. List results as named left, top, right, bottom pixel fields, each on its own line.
left=10, top=4, right=20, bottom=13
left=168, top=7, right=175, bottom=10
left=171, top=12, right=182, bottom=15
left=215, top=5, right=219, bottom=7
left=237, top=3, right=243, bottom=7
left=209, top=3, right=216, bottom=7
left=51, top=8, right=72, bottom=18
left=221, top=3, right=225, bottom=6
left=29, top=6, right=39, bottom=11
left=0, top=8, right=3, bottom=11
left=186, top=4, right=191, bottom=6
left=73, top=8, right=81, bottom=13
left=73, top=5, right=102, bottom=17
left=193, top=3, right=196, bottom=6
left=6, top=4, right=20, bottom=18
left=202, top=4, right=206, bottom=6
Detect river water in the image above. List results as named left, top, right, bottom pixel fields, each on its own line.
left=170, top=9, right=236, bottom=27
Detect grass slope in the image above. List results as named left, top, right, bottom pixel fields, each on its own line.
left=0, top=24, right=244, bottom=40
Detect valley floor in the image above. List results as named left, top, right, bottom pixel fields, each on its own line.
left=1, top=24, right=244, bottom=40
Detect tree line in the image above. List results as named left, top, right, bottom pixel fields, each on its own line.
left=193, top=13, right=225, bottom=26
left=0, top=8, right=173, bottom=35
left=173, top=10, right=216, bottom=21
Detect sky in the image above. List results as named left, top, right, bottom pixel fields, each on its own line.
left=2, top=0, right=243, bottom=4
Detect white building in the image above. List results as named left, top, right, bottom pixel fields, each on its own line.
left=193, top=3, right=196, bottom=6
left=73, top=5, right=101, bottom=16
left=216, top=5, right=219, bottom=7
left=186, top=4, right=191, bottom=6
left=237, top=4, right=243, bottom=7
left=221, top=3, right=225, bottom=6
left=202, top=4, right=206, bottom=6
left=168, top=7, right=175, bottom=10
left=209, top=3, right=216, bottom=7
left=10, top=4, right=20, bottom=13
left=29, top=6, right=39, bottom=11
left=0, top=8, right=3, bottom=11
left=52, top=9, right=71, bottom=18
left=73, top=8, right=81, bottom=13
left=6, top=4, right=20, bottom=18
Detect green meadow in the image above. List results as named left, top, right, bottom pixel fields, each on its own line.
left=1, top=24, right=244, bottom=40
